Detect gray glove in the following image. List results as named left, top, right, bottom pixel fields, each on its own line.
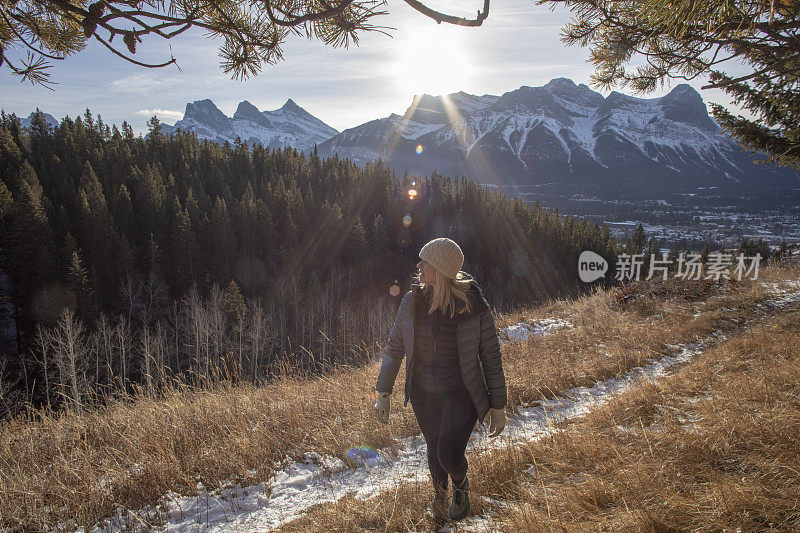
left=488, top=408, right=506, bottom=437
left=374, top=391, right=390, bottom=424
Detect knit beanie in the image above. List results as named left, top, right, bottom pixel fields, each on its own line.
left=419, top=238, right=464, bottom=280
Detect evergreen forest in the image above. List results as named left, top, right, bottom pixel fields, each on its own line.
left=0, top=110, right=617, bottom=413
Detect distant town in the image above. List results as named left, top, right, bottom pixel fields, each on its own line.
left=496, top=184, right=800, bottom=252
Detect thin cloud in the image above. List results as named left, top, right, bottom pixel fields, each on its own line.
left=110, top=73, right=183, bottom=94
left=137, top=108, right=184, bottom=121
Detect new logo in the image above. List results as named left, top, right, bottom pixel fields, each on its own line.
left=578, top=250, right=608, bottom=282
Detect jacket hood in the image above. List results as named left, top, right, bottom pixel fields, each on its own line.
left=454, top=270, right=490, bottom=313
left=412, top=271, right=489, bottom=317
left=466, top=279, right=490, bottom=314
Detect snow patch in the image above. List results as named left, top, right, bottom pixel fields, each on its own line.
left=500, top=318, right=572, bottom=343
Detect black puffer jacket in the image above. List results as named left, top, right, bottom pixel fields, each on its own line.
left=376, top=275, right=507, bottom=422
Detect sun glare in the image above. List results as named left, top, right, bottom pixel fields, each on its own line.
left=393, top=25, right=472, bottom=97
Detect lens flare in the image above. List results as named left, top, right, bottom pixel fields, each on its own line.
left=408, top=188, right=417, bottom=200
left=389, top=284, right=400, bottom=296
left=396, top=228, right=411, bottom=247
left=346, top=446, right=380, bottom=466
left=415, top=144, right=423, bottom=155
left=402, top=213, right=412, bottom=227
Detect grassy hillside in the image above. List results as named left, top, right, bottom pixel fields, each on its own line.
left=1, top=262, right=798, bottom=531
left=282, top=264, right=800, bottom=532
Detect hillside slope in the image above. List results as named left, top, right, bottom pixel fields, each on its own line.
left=1, top=264, right=798, bottom=531
left=282, top=272, right=800, bottom=532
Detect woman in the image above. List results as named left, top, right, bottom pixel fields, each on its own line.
left=374, top=237, right=507, bottom=523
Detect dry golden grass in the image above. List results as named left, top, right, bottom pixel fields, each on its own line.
left=489, top=302, right=800, bottom=532
left=0, top=363, right=424, bottom=531
left=1, top=262, right=797, bottom=531
left=279, top=263, right=800, bottom=532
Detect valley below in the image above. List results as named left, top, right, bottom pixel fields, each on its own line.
left=493, top=183, right=800, bottom=250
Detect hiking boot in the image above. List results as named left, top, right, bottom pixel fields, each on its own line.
left=449, top=476, right=470, bottom=521
left=426, top=487, right=449, bottom=524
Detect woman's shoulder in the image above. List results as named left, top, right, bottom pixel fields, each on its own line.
left=396, top=288, right=414, bottom=311
left=401, top=288, right=414, bottom=304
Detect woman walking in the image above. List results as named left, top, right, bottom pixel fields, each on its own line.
left=374, top=237, right=507, bottom=523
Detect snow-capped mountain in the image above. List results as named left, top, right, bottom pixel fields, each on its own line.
left=165, top=99, right=338, bottom=153
left=18, top=111, right=59, bottom=130
left=11, top=80, right=799, bottom=191
left=319, top=78, right=799, bottom=190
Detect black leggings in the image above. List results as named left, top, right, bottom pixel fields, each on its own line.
left=409, top=384, right=479, bottom=491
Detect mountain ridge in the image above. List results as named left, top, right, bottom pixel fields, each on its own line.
left=317, top=78, right=799, bottom=190
left=15, top=111, right=60, bottom=130
left=12, top=79, right=800, bottom=191
left=164, top=98, right=338, bottom=153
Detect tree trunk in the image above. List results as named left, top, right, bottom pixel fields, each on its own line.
left=141, top=321, right=153, bottom=397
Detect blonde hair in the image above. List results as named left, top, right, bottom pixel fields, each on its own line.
left=414, top=269, right=473, bottom=319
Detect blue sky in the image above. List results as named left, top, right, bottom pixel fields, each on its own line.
left=1, top=0, right=741, bottom=135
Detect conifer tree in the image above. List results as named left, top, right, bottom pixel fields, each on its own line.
left=10, top=163, right=58, bottom=321
left=2, top=0, right=489, bottom=86
left=667, top=240, right=683, bottom=271
left=627, top=223, right=648, bottom=255
left=371, top=213, right=388, bottom=252
left=113, top=184, right=135, bottom=238
left=67, top=249, right=95, bottom=321
left=0, top=129, right=24, bottom=185
left=0, top=181, right=13, bottom=239
left=208, top=197, right=236, bottom=282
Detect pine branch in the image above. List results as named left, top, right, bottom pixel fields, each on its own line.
left=401, top=0, right=489, bottom=26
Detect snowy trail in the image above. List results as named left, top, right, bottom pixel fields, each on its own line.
left=148, top=342, right=706, bottom=533
left=86, top=287, right=800, bottom=533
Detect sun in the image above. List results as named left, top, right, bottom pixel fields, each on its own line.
left=393, top=24, right=472, bottom=97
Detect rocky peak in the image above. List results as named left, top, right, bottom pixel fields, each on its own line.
left=659, top=84, right=718, bottom=132
left=492, top=85, right=558, bottom=113
left=278, top=98, right=313, bottom=121
left=20, top=110, right=59, bottom=130
left=594, top=90, right=641, bottom=116
left=403, top=94, right=447, bottom=123
left=234, top=100, right=272, bottom=128
left=545, top=78, right=605, bottom=108
left=183, top=99, right=231, bottom=131
left=274, top=99, right=338, bottom=136
left=545, top=77, right=577, bottom=92
left=281, top=98, right=301, bottom=111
